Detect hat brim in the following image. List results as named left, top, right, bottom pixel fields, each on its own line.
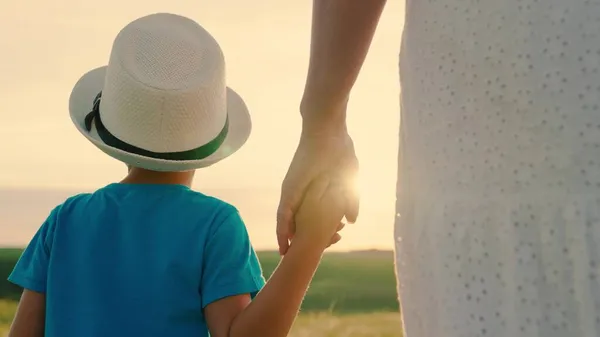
left=69, top=66, right=252, bottom=171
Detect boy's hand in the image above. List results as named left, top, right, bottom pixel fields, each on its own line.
left=293, top=174, right=347, bottom=250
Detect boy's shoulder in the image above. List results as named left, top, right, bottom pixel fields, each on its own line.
left=49, top=191, right=94, bottom=215
left=94, top=183, right=241, bottom=220
left=181, top=189, right=241, bottom=225
left=48, top=184, right=241, bottom=227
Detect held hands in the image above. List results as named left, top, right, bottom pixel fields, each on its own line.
left=277, top=128, right=360, bottom=255
left=293, top=174, right=347, bottom=250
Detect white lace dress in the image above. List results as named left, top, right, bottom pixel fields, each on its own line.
left=396, top=1, right=600, bottom=336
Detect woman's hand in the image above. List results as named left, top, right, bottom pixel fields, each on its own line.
left=277, top=126, right=359, bottom=255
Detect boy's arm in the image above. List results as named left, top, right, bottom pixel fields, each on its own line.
left=8, top=206, right=58, bottom=337
left=8, top=290, right=46, bottom=337
left=207, top=175, right=346, bottom=337
left=205, top=239, right=324, bottom=337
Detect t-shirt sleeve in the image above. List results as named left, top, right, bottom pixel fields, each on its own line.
left=8, top=206, right=59, bottom=293
left=200, top=207, right=266, bottom=308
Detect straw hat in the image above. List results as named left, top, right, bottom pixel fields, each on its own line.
left=69, top=13, right=251, bottom=171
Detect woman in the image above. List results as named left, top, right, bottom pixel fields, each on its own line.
left=277, top=0, right=600, bottom=336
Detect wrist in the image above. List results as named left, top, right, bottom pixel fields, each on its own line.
left=289, top=235, right=328, bottom=256
left=290, top=233, right=330, bottom=255
left=301, top=117, right=348, bottom=139
left=300, top=96, right=348, bottom=138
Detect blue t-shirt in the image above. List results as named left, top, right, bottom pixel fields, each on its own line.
left=8, top=183, right=265, bottom=337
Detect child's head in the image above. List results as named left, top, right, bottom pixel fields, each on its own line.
left=69, top=13, right=252, bottom=181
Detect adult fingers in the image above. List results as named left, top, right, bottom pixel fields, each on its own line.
left=277, top=162, right=308, bottom=255
left=321, top=183, right=346, bottom=214
left=305, top=175, right=332, bottom=202
left=276, top=205, right=292, bottom=255
left=343, top=158, right=360, bottom=224
left=345, top=189, right=360, bottom=224
left=277, top=168, right=316, bottom=255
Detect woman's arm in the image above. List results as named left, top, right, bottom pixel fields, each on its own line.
left=300, top=0, right=387, bottom=132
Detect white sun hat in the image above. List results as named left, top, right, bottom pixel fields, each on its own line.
left=69, top=13, right=251, bottom=172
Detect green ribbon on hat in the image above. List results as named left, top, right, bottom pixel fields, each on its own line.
left=84, top=92, right=229, bottom=161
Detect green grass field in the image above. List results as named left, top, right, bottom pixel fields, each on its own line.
left=0, top=249, right=402, bottom=336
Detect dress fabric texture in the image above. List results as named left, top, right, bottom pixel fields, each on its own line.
left=396, top=0, right=600, bottom=336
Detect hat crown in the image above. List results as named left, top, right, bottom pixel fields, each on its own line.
left=99, top=13, right=227, bottom=153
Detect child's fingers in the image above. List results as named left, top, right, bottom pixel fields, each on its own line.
left=276, top=206, right=293, bottom=255
left=327, top=233, right=342, bottom=247
left=344, top=188, right=360, bottom=224
left=327, top=223, right=345, bottom=248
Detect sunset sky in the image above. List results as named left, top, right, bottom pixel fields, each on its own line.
left=0, top=0, right=403, bottom=251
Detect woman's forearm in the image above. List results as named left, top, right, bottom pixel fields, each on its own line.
left=301, top=0, right=387, bottom=129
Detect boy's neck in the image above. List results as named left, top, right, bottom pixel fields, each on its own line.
left=121, top=167, right=196, bottom=187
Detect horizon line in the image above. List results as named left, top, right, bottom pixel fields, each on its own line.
left=0, top=246, right=393, bottom=254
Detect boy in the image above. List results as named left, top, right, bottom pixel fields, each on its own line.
left=7, top=13, right=346, bottom=337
